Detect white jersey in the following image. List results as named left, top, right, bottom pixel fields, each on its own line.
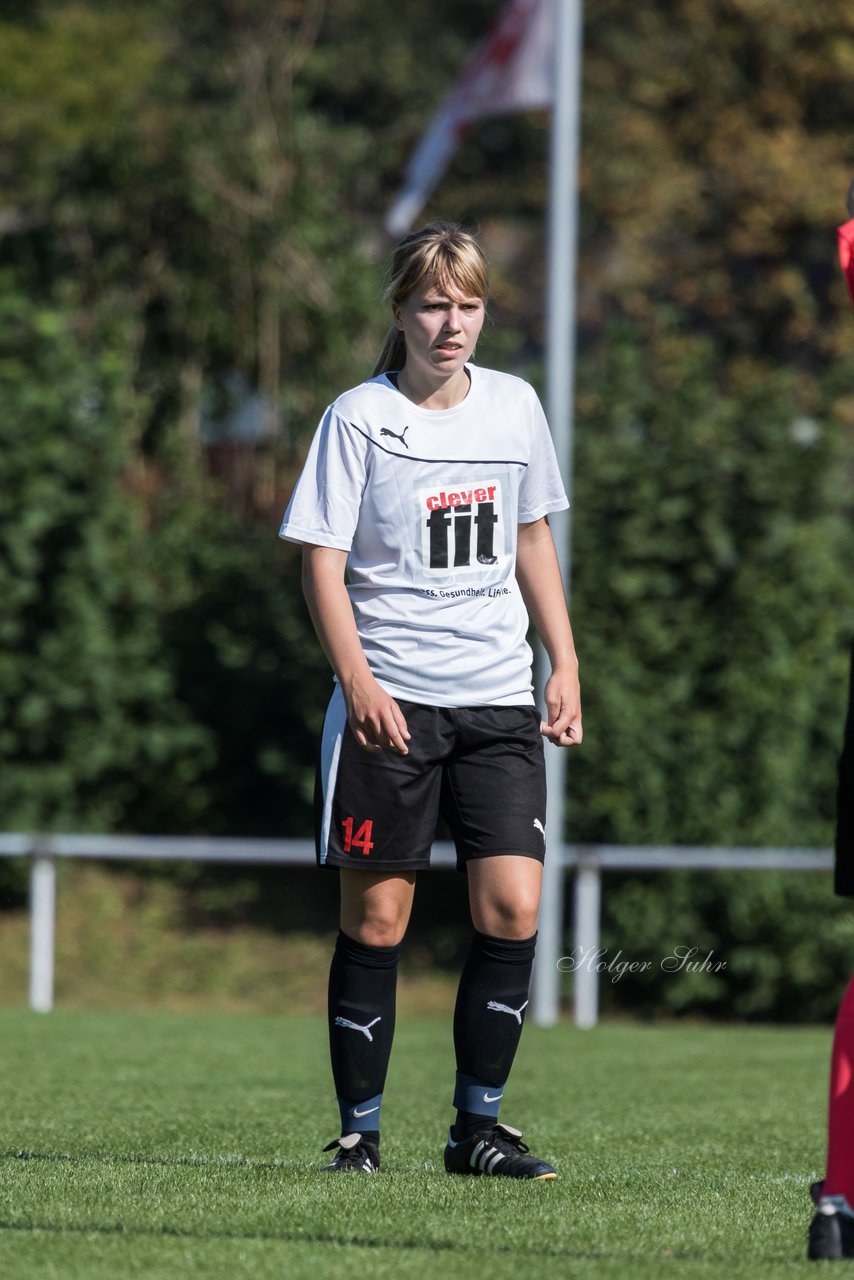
left=279, top=363, right=568, bottom=707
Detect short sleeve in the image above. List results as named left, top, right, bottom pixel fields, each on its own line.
left=517, top=388, right=569, bottom=523
left=278, top=407, right=370, bottom=550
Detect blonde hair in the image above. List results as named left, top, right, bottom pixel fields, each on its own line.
left=372, top=222, right=489, bottom=377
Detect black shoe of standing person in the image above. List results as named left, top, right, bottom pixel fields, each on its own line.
left=321, top=1132, right=380, bottom=1173
left=808, top=1192, right=854, bottom=1260
left=444, top=1122, right=556, bottom=1180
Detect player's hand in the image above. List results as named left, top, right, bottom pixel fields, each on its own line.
left=540, top=667, right=582, bottom=747
left=343, top=674, right=411, bottom=754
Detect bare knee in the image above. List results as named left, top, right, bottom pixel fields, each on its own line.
left=339, top=871, right=415, bottom=948
left=468, top=856, right=542, bottom=939
left=476, top=896, right=539, bottom=940
left=343, top=914, right=408, bottom=948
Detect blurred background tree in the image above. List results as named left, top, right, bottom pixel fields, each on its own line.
left=0, top=281, right=209, bottom=835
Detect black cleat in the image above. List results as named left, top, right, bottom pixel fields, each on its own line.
left=808, top=1192, right=854, bottom=1260
left=321, top=1132, right=380, bottom=1173
left=444, top=1122, right=556, bottom=1180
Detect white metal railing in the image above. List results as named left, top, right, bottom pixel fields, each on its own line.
left=0, top=834, right=833, bottom=1025
left=557, top=845, right=833, bottom=1028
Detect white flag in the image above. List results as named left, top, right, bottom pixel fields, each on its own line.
left=385, top=0, right=554, bottom=237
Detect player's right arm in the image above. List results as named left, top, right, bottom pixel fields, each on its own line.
left=301, top=544, right=410, bottom=755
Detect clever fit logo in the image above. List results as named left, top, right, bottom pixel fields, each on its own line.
left=418, top=480, right=503, bottom=571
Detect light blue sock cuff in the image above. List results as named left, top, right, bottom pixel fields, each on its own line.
left=339, top=1092, right=383, bottom=1133
left=453, top=1072, right=504, bottom=1117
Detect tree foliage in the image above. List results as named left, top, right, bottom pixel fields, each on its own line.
left=0, top=282, right=208, bottom=835
left=571, top=312, right=854, bottom=849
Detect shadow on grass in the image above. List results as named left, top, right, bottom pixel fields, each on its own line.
left=0, top=1216, right=716, bottom=1263
left=5, top=1148, right=286, bottom=1171
left=2, top=1150, right=740, bottom=1264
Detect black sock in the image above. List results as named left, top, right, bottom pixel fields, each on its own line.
left=452, top=930, right=537, bottom=1140
left=453, top=1109, right=497, bottom=1142
left=328, top=929, right=399, bottom=1135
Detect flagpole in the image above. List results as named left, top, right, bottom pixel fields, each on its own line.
left=531, top=0, right=583, bottom=1028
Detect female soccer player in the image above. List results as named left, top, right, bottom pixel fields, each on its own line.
left=279, top=222, right=581, bottom=1179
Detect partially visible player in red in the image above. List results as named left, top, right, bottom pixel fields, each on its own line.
left=837, top=179, right=854, bottom=309
left=806, top=180, right=854, bottom=1262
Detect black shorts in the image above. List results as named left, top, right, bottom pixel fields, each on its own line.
left=314, top=687, right=547, bottom=873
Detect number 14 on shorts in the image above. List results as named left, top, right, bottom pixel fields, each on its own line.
left=341, top=817, right=374, bottom=856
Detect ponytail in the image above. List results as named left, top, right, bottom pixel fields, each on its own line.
left=372, top=327, right=407, bottom=378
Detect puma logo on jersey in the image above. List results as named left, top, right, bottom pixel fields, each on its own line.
left=533, top=819, right=545, bottom=837
left=380, top=426, right=409, bottom=448
left=486, top=1000, right=529, bottom=1025
left=334, top=1015, right=381, bottom=1041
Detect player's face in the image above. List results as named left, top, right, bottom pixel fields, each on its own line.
left=392, top=280, right=485, bottom=384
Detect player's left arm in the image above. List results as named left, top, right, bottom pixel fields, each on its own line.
left=515, top=517, right=582, bottom=747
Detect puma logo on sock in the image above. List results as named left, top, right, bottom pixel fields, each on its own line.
left=486, top=1000, right=529, bottom=1026
left=334, top=1015, right=381, bottom=1041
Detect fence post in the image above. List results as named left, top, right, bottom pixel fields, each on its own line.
left=573, top=859, right=601, bottom=1029
left=531, top=836, right=566, bottom=1027
left=29, top=841, right=56, bottom=1013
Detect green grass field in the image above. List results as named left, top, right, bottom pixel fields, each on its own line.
left=0, top=1010, right=835, bottom=1278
